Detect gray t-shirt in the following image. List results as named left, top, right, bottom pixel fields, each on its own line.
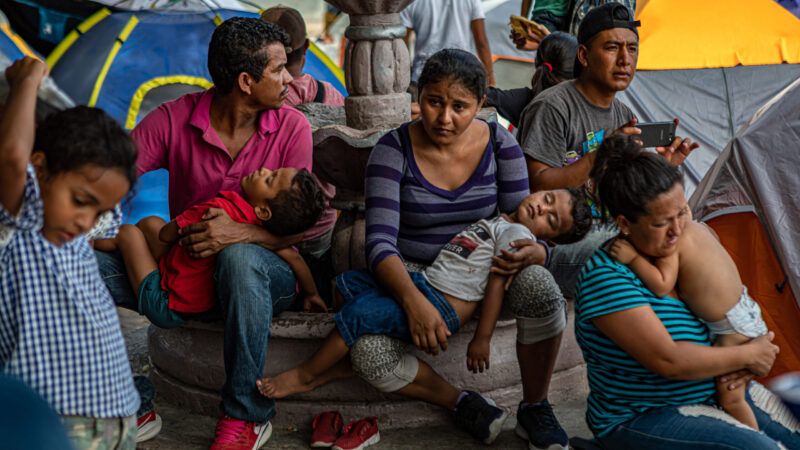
left=517, top=80, right=633, bottom=168
left=423, top=216, right=534, bottom=301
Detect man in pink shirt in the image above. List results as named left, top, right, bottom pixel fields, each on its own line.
left=95, top=18, right=334, bottom=450
left=261, top=6, right=345, bottom=107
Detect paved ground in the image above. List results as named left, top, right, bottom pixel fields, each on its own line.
left=119, top=309, right=591, bottom=450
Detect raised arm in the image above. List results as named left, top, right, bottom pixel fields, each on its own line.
left=593, top=306, right=778, bottom=379
left=0, top=58, right=47, bottom=215
left=366, top=134, right=450, bottom=354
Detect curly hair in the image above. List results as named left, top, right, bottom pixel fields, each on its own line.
left=34, top=106, right=137, bottom=187
left=208, top=17, right=290, bottom=94
left=551, top=187, right=592, bottom=245
left=262, top=169, right=325, bottom=236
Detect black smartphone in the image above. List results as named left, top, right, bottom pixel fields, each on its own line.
left=636, top=121, right=676, bottom=148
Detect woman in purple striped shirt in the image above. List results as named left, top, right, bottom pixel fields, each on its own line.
left=349, top=50, right=573, bottom=448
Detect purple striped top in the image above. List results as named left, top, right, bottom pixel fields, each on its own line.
left=365, top=121, right=530, bottom=271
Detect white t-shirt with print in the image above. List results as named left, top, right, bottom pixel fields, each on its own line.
left=423, top=216, right=534, bottom=301
left=401, top=0, right=485, bottom=82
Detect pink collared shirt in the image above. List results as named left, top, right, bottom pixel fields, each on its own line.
left=133, top=88, right=336, bottom=241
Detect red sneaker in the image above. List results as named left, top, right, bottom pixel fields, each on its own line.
left=311, top=411, right=344, bottom=447
left=209, top=416, right=272, bottom=450
left=332, top=417, right=380, bottom=450
left=136, top=409, right=162, bottom=443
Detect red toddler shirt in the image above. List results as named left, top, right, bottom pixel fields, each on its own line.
left=159, top=191, right=261, bottom=313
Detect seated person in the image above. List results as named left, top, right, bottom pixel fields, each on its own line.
left=486, top=31, right=577, bottom=127
left=605, top=141, right=766, bottom=429
left=261, top=6, right=345, bottom=107
left=95, top=167, right=326, bottom=328
left=576, top=134, right=799, bottom=448
left=256, top=188, right=591, bottom=413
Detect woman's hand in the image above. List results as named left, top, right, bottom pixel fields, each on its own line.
left=5, top=57, right=48, bottom=88
left=743, top=332, right=779, bottom=376
left=717, top=369, right=755, bottom=391
left=405, top=294, right=451, bottom=355
left=491, top=239, right=546, bottom=276
left=178, top=208, right=249, bottom=258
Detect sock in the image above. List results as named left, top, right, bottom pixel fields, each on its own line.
left=454, top=391, right=469, bottom=410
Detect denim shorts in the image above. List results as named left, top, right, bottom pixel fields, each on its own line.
left=334, top=269, right=461, bottom=348
left=137, top=270, right=186, bottom=329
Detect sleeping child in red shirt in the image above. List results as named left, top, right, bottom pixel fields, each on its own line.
left=95, top=167, right=326, bottom=327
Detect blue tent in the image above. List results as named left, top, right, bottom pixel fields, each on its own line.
left=47, top=7, right=346, bottom=224
left=0, top=22, right=38, bottom=60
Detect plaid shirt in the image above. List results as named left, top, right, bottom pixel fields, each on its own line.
left=0, top=166, right=139, bottom=418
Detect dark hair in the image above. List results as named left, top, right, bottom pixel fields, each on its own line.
left=417, top=49, right=487, bottom=102
left=590, top=134, right=683, bottom=222
left=285, top=42, right=306, bottom=67
left=34, top=106, right=137, bottom=187
left=262, top=169, right=325, bottom=236
left=551, top=187, right=592, bottom=245
left=530, top=32, right=578, bottom=98
left=208, top=17, right=290, bottom=94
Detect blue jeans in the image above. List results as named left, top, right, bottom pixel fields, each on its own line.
left=598, top=384, right=800, bottom=450
left=334, top=270, right=461, bottom=348
left=96, top=244, right=296, bottom=423
left=547, top=222, right=617, bottom=299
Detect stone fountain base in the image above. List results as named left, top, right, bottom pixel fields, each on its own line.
left=149, top=304, right=586, bottom=430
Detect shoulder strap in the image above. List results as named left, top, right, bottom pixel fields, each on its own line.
left=313, top=78, right=326, bottom=103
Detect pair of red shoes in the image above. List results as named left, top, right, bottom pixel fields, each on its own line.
left=310, top=411, right=380, bottom=450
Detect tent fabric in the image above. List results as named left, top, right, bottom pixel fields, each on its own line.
left=48, top=8, right=346, bottom=130
left=636, top=0, right=800, bottom=70
left=617, top=64, right=800, bottom=194
left=0, top=22, right=35, bottom=59
left=690, top=76, right=800, bottom=308
left=706, top=212, right=800, bottom=377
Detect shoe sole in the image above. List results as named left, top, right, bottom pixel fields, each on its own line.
left=136, top=414, right=163, bottom=443
left=252, top=421, right=273, bottom=450
left=484, top=408, right=510, bottom=445
left=311, top=440, right=336, bottom=447
left=332, top=431, right=380, bottom=450
left=515, top=423, right=568, bottom=450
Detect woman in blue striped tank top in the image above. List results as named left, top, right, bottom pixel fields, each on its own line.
left=575, top=135, right=800, bottom=449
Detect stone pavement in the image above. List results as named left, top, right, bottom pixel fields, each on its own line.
left=119, top=309, right=592, bottom=449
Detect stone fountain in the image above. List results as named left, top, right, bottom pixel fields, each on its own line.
left=148, top=0, right=587, bottom=430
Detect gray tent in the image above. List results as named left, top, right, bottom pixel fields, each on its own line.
left=618, top=64, right=800, bottom=196
left=690, top=76, right=800, bottom=308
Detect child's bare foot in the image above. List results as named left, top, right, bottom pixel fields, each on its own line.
left=256, top=368, right=315, bottom=399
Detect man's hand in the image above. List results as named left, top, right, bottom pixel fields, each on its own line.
left=405, top=295, right=451, bottom=355
left=656, top=120, right=699, bottom=166
left=490, top=239, right=546, bottom=276
left=303, top=294, right=328, bottom=313
left=5, top=57, right=47, bottom=88
left=178, top=208, right=249, bottom=258
left=467, top=338, right=491, bottom=373
left=609, top=238, right=638, bottom=264
left=612, top=117, right=641, bottom=137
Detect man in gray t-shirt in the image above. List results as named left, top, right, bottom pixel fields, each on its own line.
left=515, top=3, right=698, bottom=298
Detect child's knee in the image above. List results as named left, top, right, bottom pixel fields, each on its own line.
left=136, top=216, right=166, bottom=233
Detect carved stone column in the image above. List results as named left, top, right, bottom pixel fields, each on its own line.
left=327, top=0, right=413, bottom=130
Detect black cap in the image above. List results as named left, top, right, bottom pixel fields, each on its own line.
left=574, top=2, right=640, bottom=78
